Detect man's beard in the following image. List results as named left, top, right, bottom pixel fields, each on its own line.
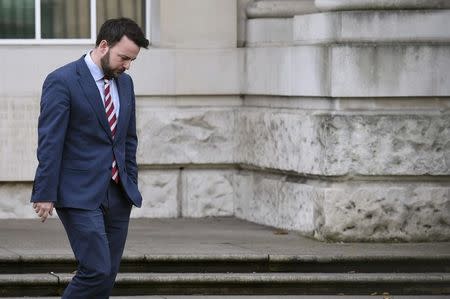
left=100, top=50, right=123, bottom=79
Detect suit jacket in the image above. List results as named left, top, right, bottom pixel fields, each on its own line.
left=31, top=56, right=142, bottom=209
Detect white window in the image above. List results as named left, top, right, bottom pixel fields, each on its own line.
left=0, top=0, right=151, bottom=44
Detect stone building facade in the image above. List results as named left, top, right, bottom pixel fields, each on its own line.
left=0, top=0, right=449, bottom=242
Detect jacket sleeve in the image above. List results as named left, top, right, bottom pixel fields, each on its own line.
left=31, top=72, right=70, bottom=203
left=125, top=78, right=138, bottom=185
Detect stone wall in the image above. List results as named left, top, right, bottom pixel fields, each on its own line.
left=0, top=0, right=449, bottom=242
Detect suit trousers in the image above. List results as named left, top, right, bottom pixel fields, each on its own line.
left=57, top=180, right=132, bottom=299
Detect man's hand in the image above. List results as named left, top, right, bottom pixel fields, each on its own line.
left=32, top=202, right=54, bottom=223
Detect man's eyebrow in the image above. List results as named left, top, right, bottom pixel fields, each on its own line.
left=119, top=54, right=136, bottom=61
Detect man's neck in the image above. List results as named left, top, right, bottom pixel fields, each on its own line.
left=90, top=48, right=102, bottom=70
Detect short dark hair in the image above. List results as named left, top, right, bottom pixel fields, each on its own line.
left=96, top=17, right=149, bottom=49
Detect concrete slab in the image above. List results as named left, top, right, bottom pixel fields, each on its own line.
left=2, top=296, right=449, bottom=299
left=0, top=217, right=449, bottom=262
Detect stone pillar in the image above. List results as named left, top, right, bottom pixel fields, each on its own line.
left=240, top=0, right=450, bottom=241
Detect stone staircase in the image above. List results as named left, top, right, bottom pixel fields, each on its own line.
left=0, top=218, right=449, bottom=297
left=1, top=254, right=449, bottom=296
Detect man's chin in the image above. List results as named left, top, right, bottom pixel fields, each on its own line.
left=113, top=70, right=125, bottom=78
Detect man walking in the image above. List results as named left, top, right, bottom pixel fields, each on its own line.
left=31, top=18, right=149, bottom=298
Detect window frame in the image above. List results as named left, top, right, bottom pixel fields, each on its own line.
left=0, top=0, right=151, bottom=45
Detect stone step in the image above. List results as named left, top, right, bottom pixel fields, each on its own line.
left=2, top=255, right=449, bottom=274
left=0, top=272, right=449, bottom=297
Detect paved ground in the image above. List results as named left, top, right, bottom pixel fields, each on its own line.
left=2, top=296, right=449, bottom=299
left=1, top=217, right=449, bottom=260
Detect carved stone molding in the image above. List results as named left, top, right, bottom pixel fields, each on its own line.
left=315, top=0, right=450, bottom=11
left=247, top=0, right=318, bottom=18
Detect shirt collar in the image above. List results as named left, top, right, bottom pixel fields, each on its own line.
left=84, top=51, right=105, bottom=82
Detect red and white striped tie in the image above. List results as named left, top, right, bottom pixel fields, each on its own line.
left=104, top=77, right=119, bottom=183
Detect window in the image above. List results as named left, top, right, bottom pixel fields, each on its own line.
left=0, top=0, right=150, bottom=44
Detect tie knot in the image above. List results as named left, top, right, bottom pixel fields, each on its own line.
left=103, top=76, right=111, bottom=84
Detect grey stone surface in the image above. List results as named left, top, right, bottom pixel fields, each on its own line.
left=246, top=19, right=293, bottom=47
left=319, top=113, right=450, bottom=176
left=136, top=105, right=237, bottom=165
left=236, top=108, right=323, bottom=175
left=182, top=169, right=234, bottom=217
left=4, top=297, right=450, bottom=299
left=234, top=172, right=320, bottom=236
left=1, top=218, right=449, bottom=260
left=247, top=0, right=318, bottom=18
left=315, top=0, right=450, bottom=11
left=294, top=10, right=450, bottom=44
left=319, top=183, right=450, bottom=242
left=330, top=45, right=450, bottom=97
left=233, top=171, right=450, bottom=242
left=131, top=170, right=180, bottom=218
left=0, top=183, right=34, bottom=218
left=0, top=97, right=38, bottom=181
left=245, top=46, right=329, bottom=96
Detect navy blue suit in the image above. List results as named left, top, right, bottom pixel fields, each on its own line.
left=31, top=56, right=142, bottom=298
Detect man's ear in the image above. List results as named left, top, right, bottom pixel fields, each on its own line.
left=98, top=40, right=109, bottom=54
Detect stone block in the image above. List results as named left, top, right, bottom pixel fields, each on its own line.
left=0, top=183, right=35, bottom=218
left=330, top=45, right=450, bottom=97
left=320, top=113, right=450, bottom=175
left=0, top=46, right=89, bottom=97
left=129, top=49, right=176, bottom=95
left=181, top=169, right=234, bottom=217
left=319, top=183, right=450, bottom=242
left=247, top=0, right=318, bottom=18
left=131, top=48, right=242, bottom=96
left=236, top=108, right=324, bottom=174
left=0, top=97, right=39, bottom=181
left=294, top=10, right=450, bottom=44
left=174, top=49, right=243, bottom=94
left=136, top=105, right=236, bottom=165
left=315, top=0, right=450, bottom=11
left=245, top=46, right=329, bottom=96
left=246, top=19, right=293, bottom=47
left=158, top=0, right=237, bottom=48
left=130, top=170, right=179, bottom=218
left=234, top=171, right=320, bottom=235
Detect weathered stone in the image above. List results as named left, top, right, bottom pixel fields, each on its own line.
left=245, top=46, right=329, bottom=96
left=130, top=48, right=243, bottom=95
left=234, top=171, right=321, bottom=235
left=294, top=10, right=450, bottom=45
left=0, top=97, right=39, bottom=181
left=320, top=113, right=450, bottom=175
left=247, top=19, right=293, bottom=47
left=136, top=106, right=236, bottom=165
left=247, top=0, right=318, bottom=18
left=0, top=183, right=35, bottom=218
left=330, top=45, right=450, bottom=97
left=319, top=183, right=450, bottom=242
left=158, top=0, right=237, bottom=48
left=182, top=169, right=234, bottom=217
left=131, top=170, right=179, bottom=218
left=315, top=0, right=450, bottom=11
left=245, top=44, right=450, bottom=97
left=0, top=46, right=89, bottom=97
left=236, top=108, right=324, bottom=174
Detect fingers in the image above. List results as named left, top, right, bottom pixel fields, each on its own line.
left=33, top=202, right=54, bottom=223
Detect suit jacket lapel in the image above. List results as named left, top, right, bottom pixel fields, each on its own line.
left=75, top=57, right=113, bottom=141
left=115, top=75, right=129, bottom=143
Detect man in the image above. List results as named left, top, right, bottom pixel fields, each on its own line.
left=31, top=18, right=149, bottom=298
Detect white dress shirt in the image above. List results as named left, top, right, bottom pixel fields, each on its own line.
left=84, top=52, right=120, bottom=117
